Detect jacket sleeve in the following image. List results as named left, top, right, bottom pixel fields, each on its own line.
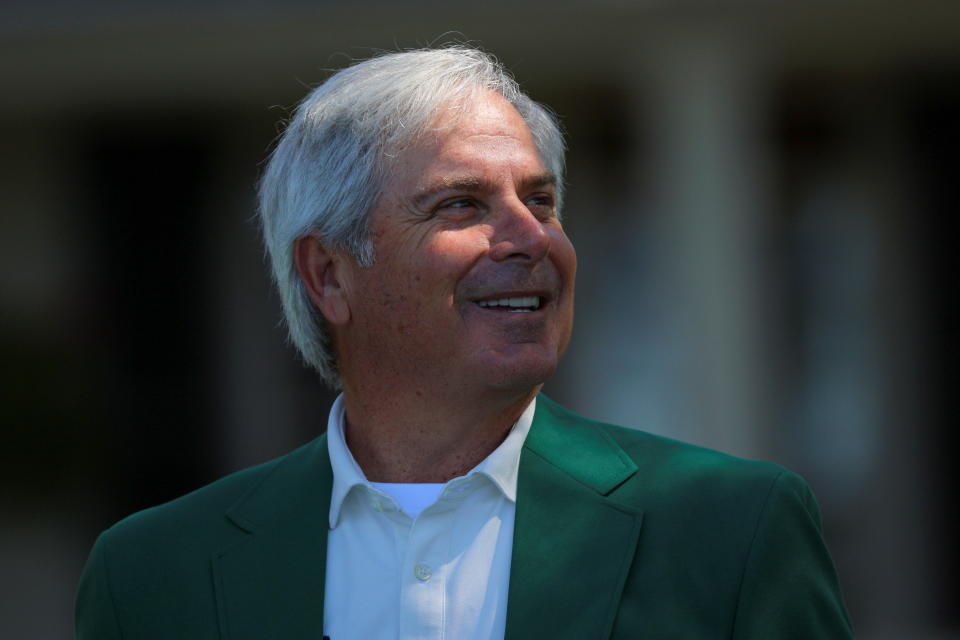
left=731, top=470, right=855, bottom=639
left=75, top=531, right=124, bottom=640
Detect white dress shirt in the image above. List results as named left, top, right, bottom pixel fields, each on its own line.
left=323, top=394, right=536, bottom=640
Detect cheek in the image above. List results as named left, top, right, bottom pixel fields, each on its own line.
left=360, top=228, right=490, bottom=330
left=361, top=257, right=458, bottom=339
left=420, top=230, right=489, bottom=286
left=550, top=230, right=578, bottom=284
left=550, top=230, right=577, bottom=346
left=369, top=270, right=424, bottom=328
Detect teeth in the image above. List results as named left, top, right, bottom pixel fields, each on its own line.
left=477, top=296, right=541, bottom=310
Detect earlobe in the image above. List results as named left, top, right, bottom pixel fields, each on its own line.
left=293, top=234, right=351, bottom=325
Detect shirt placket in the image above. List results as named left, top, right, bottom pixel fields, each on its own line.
left=398, top=489, right=469, bottom=640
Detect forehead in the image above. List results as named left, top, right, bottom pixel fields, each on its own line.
left=442, top=90, right=531, bottom=136
left=452, top=91, right=534, bottom=144
left=384, top=91, right=547, bottom=193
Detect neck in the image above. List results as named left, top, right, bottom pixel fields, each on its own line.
left=339, top=383, right=540, bottom=483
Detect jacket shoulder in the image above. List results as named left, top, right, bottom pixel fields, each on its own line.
left=536, top=394, right=794, bottom=503
left=102, top=436, right=323, bottom=552
left=605, top=421, right=789, bottom=489
left=77, top=437, right=331, bottom=639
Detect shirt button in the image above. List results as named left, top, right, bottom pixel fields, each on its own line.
left=413, top=563, right=432, bottom=582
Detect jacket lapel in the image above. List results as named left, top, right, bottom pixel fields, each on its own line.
left=505, top=396, right=644, bottom=640
left=212, top=435, right=333, bottom=640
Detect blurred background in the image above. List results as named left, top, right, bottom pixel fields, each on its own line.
left=1, top=1, right=957, bottom=637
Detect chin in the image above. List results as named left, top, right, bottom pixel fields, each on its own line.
left=480, top=353, right=559, bottom=392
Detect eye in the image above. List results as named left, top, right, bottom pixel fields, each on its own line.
left=524, top=193, right=556, bottom=220
left=435, top=197, right=480, bottom=221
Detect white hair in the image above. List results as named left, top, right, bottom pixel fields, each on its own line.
left=257, top=46, right=566, bottom=387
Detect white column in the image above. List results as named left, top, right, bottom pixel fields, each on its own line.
left=631, top=32, right=775, bottom=458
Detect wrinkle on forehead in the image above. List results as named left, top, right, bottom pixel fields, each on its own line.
left=412, top=172, right=556, bottom=210
left=409, top=90, right=528, bottom=148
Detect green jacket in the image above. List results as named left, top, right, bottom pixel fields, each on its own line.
left=76, top=395, right=854, bottom=639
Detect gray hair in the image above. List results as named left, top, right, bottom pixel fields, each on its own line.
left=257, top=46, right=566, bottom=387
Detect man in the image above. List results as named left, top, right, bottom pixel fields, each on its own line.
left=76, top=47, right=854, bottom=639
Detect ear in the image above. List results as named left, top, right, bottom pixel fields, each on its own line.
left=293, top=233, right=352, bottom=326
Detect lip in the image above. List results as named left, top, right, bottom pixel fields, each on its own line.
left=470, top=290, right=554, bottom=312
left=470, top=290, right=553, bottom=304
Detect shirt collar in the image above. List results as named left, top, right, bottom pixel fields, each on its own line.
left=469, top=397, right=535, bottom=504
left=326, top=393, right=536, bottom=529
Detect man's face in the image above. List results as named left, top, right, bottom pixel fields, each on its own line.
left=336, top=91, right=576, bottom=396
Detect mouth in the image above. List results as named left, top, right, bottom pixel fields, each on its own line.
left=475, top=295, right=543, bottom=313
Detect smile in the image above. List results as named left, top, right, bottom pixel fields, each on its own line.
left=476, top=296, right=542, bottom=313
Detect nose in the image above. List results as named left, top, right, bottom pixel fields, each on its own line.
left=488, top=198, right=551, bottom=263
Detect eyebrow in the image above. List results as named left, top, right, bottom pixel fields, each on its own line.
left=412, top=172, right=557, bottom=209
